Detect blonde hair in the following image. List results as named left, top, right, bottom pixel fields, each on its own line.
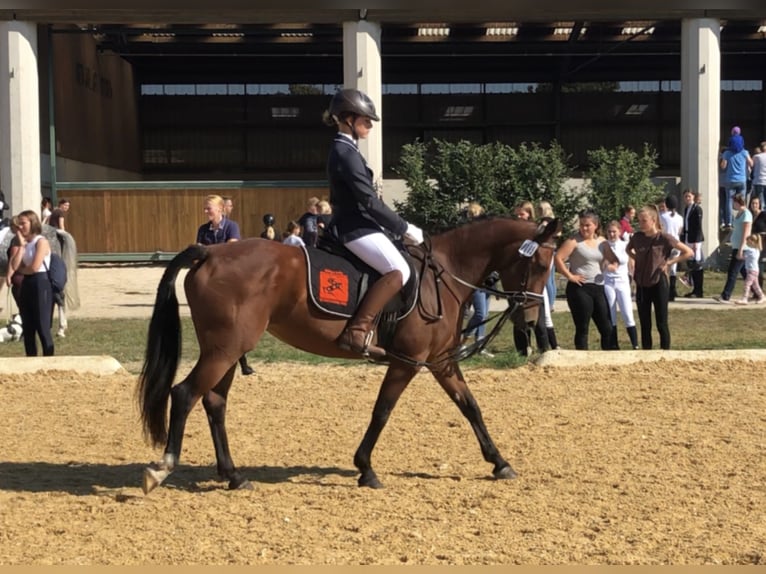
left=746, top=234, right=763, bottom=250
left=466, top=202, right=484, bottom=219
left=204, top=194, right=224, bottom=209
left=639, top=204, right=661, bottom=232
left=306, top=196, right=320, bottom=209
left=317, top=200, right=332, bottom=215
left=515, top=201, right=536, bottom=220
left=537, top=201, right=554, bottom=219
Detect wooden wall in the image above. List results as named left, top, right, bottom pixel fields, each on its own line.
left=58, top=185, right=329, bottom=254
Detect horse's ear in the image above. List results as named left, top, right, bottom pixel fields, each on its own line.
left=536, top=218, right=561, bottom=241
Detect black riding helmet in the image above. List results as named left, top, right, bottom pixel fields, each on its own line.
left=262, top=213, right=275, bottom=226
left=329, top=88, right=380, bottom=122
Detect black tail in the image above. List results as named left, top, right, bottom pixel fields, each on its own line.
left=137, top=244, right=208, bottom=447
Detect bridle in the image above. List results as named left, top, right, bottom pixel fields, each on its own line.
left=382, top=235, right=556, bottom=368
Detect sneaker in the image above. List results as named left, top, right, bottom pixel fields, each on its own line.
left=712, top=296, right=732, bottom=304
left=756, top=298, right=765, bottom=305
left=479, top=349, right=495, bottom=358
left=734, top=299, right=749, bottom=305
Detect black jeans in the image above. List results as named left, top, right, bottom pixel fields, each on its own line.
left=565, top=281, right=613, bottom=350
left=636, top=273, right=670, bottom=350
left=19, top=273, right=55, bottom=357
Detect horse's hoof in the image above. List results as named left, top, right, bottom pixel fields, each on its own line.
left=493, top=465, right=518, bottom=480
left=358, top=473, right=384, bottom=489
left=142, top=465, right=168, bottom=495
left=229, top=478, right=254, bottom=490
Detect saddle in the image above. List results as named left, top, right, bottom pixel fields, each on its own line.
left=301, top=234, right=419, bottom=326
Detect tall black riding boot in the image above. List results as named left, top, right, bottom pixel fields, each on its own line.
left=239, top=354, right=255, bottom=376
left=337, top=270, right=403, bottom=359
left=533, top=318, right=550, bottom=352
left=669, top=275, right=678, bottom=302
left=627, top=326, right=639, bottom=350
left=546, top=327, right=560, bottom=350
left=692, top=268, right=704, bottom=297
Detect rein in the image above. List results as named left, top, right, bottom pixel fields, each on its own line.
left=382, top=237, right=554, bottom=369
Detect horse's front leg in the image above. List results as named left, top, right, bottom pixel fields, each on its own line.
left=354, top=362, right=418, bottom=488
left=430, top=362, right=516, bottom=480
left=202, top=367, right=252, bottom=490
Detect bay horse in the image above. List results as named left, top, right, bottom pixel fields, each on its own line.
left=138, top=216, right=562, bottom=493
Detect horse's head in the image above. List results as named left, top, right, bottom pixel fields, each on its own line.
left=497, top=217, right=562, bottom=329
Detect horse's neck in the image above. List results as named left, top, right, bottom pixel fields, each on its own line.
left=432, top=225, right=498, bottom=286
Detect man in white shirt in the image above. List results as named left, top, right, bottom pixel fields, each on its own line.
left=752, top=142, right=766, bottom=208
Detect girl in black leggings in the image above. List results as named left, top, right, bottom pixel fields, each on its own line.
left=10, top=210, right=55, bottom=356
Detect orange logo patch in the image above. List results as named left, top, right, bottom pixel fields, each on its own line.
left=319, top=269, right=349, bottom=305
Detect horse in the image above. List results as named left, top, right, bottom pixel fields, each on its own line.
left=0, top=225, right=79, bottom=336
left=138, top=216, right=562, bottom=494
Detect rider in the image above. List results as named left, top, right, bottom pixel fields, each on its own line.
left=323, top=88, right=424, bottom=359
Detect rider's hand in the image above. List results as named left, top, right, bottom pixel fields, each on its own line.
left=404, top=223, right=424, bottom=245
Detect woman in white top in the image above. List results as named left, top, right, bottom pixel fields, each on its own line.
left=10, top=210, right=55, bottom=356
left=603, top=220, right=639, bottom=349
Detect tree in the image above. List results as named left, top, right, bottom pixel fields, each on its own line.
left=583, top=143, right=665, bottom=226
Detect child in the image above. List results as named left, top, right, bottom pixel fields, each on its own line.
left=603, top=220, right=639, bottom=349
left=282, top=220, right=305, bottom=247
left=734, top=234, right=765, bottom=304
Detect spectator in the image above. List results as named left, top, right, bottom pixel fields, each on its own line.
left=537, top=200, right=558, bottom=309
left=603, top=220, right=639, bottom=349
left=260, top=213, right=279, bottom=241
left=658, top=195, right=684, bottom=301
left=751, top=142, right=766, bottom=207
left=714, top=193, right=753, bottom=304
left=222, top=196, right=234, bottom=218
left=733, top=234, right=764, bottom=305
left=513, top=201, right=536, bottom=221
left=619, top=205, right=636, bottom=240
left=554, top=209, right=616, bottom=350
left=748, top=195, right=766, bottom=290
left=316, top=199, right=333, bottom=239
left=282, top=220, right=305, bottom=247
left=462, top=202, right=494, bottom=357
left=4, top=215, right=24, bottom=309
left=298, top=197, right=320, bottom=247
left=47, top=198, right=70, bottom=231
left=9, top=210, right=55, bottom=356
left=627, top=205, right=693, bottom=350
left=196, top=195, right=254, bottom=376
left=680, top=189, right=705, bottom=298
left=41, top=197, right=53, bottom=225
left=720, top=133, right=753, bottom=229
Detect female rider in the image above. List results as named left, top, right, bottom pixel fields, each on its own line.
left=323, top=88, right=424, bottom=359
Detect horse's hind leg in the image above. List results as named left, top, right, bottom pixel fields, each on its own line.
left=431, top=363, right=516, bottom=480
left=354, top=363, right=418, bottom=488
left=202, top=370, right=252, bottom=490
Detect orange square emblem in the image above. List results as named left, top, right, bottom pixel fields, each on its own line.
left=319, top=269, right=349, bottom=305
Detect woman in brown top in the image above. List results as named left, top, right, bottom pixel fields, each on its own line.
left=627, top=204, right=693, bottom=350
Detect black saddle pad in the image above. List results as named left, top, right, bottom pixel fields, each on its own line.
left=301, top=243, right=418, bottom=319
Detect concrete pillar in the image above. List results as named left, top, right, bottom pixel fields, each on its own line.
left=0, top=21, right=41, bottom=215
left=680, top=18, right=720, bottom=258
left=342, top=20, right=384, bottom=197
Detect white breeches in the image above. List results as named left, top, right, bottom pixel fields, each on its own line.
left=345, top=232, right=411, bottom=285
left=604, top=276, right=635, bottom=328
